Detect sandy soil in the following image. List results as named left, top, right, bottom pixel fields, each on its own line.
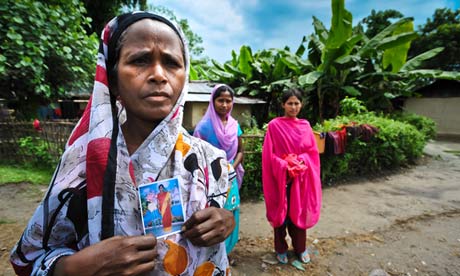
left=1, top=140, right=459, bottom=276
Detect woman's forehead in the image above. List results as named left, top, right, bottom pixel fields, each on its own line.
left=123, top=19, right=181, bottom=43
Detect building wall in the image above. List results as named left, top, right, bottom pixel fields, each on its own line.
left=183, top=102, right=253, bottom=131
left=404, top=97, right=460, bottom=137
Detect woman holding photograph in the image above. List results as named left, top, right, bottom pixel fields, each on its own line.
left=10, top=11, right=235, bottom=276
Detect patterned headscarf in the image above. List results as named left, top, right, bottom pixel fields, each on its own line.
left=11, top=12, right=232, bottom=275
left=65, top=11, right=190, bottom=240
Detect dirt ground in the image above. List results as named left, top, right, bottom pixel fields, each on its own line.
left=1, top=140, right=460, bottom=276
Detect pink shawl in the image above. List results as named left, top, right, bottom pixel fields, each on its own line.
left=194, top=84, right=238, bottom=160
left=194, top=84, right=245, bottom=187
left=262, top=117, right=322, bottom=229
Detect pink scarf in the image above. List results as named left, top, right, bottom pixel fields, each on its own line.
left=194, top=84, right=245, bottom=187
left=262, top=117, right=322, bottom=229
left=195, top=84, right=238, bottom=160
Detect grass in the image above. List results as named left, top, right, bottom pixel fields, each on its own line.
left=443, top=150, right=460, bottom=156
left=0, top=164, right=53, bottom=185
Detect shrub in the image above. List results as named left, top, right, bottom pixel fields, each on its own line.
left=240, top=127, right=264, bottom=200
left=230, top=112, right=431, bottom=198
left=390, top=112, right=437, bottom=141
left=340, top=97, right=368, bottom=116
left=315, top=112, right=426, bottom=184
left=18, top=136, right=59, bottom=168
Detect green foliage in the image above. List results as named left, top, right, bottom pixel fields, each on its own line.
left=83, top=0, right=147, bottom=35
left=18, top=136, right=59, bottom=168
left=197, top=45, right=313, bottom=125
left=0, top=164, right=53, bottom=185
left=409, top=8, right=460, bottom=71
left=240, top=127, right=265, bottom=200
left=360, top=9, right=404, bottom=38
left=148, top=5, right=205, bottom=58
left=340, top=97, right=368, bottom=116
left=390, top=112, right=437, bottom=141
left=315, top=112, right=427, bottom=184
left=239, top=112, right=431, bottom=197
left=0, top=0, right=98, bottom=113
left=196, top=0, right=460, bottom=126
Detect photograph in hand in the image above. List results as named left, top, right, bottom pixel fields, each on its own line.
left=138, top=177, right=185, bottom=238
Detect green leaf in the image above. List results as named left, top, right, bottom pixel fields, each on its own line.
left=270, top=79, right=292, bottom=86
left=312, top=16, right=329, bottom=44
left=189, top=63, right=198, bottom=80
left=328, top=0, right=353, bottom=48
left=384, top=92, right=396, bottom=99
left=382, top=20, right=415, bottom=72
left=295, top=36, right=307, bottom=57
left=359, top=17, right=413, bottom=57
left=12, top=17, right=24, bottom=24
left=235, top=86, right=248, bottom=95
left=238, top=45, right=254, bottom=80
left=6, top=32, right=22, bottom=41
left=249, top=89, right=259, bottom=96
left=299, top=71, right=323, bottom=85
left=342, top=86, right=361, bottom=96
left=209, top=68, right=234, bottom=79
left=400, top=47, right=444, bottom=72
left=211, top=59, right=226, bottom=71
left=378, top=32, right=417, bottom=51
left=62, top=46, right=72, bottom=54
left=407, top=70, right=460, bottom=80
left=272, top=58, right=287, bottom=79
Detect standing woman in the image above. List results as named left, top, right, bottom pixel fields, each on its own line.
left=193, top=84, right=244, bottom=254
left=10, top=12, right=235, bottom=276
left=262, top=88, right=322, bottom=264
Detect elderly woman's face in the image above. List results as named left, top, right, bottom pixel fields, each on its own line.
left=115, top=19, right=185, bottom=123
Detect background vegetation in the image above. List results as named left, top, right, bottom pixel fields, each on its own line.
left=0, top=0, right=455, bottom=201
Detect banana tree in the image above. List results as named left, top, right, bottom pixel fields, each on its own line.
left=198, top=43, right=314, bottom=122
left=299, top=0, right=363, bottom=122
left=299, top=0, right=460, bottom=122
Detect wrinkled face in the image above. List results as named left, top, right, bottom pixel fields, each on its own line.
left=213, top=91, right=233, bottom=118
left=282, top=96, right=302, bottom=118
left=115, top=19, right=186, bottom=124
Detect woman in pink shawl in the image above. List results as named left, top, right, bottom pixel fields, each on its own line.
left=262, top=88, right=322, bottom=264
left=193, top=84, right=243, bottom=254
left=193, top=84, right=244, bottom=188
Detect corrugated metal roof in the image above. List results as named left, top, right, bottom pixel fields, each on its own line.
left=187, top=81, right=265, bottom=104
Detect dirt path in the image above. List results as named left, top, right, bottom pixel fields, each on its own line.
left=1, top=140, right=460, bottom=276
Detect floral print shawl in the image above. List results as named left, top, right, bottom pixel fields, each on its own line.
left=10, top=12, right=231, bottom=276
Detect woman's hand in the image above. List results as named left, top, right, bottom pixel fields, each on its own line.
left=181, top=207, right=235, bottom=247
left=54, top=235, right=158, bottom=276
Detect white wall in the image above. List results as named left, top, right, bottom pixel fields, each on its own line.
left=404, top=97, right=460, bottom=137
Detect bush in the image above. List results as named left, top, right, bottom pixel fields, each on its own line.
left=18, top=136, right=59, bottom=168
left=228, top=112, right=431, bottom=197
left=390, top=112, right=437, bottom=141
left=315, top=112, right=426, bottom=184
left=240, top=127, right=264, bottom=200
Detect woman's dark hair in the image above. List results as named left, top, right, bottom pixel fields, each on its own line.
left=212, top=85, right=235, bottom=101
left=281, top=88, right=303, bottom=104
left=159, top=184, right=166, bottom=191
